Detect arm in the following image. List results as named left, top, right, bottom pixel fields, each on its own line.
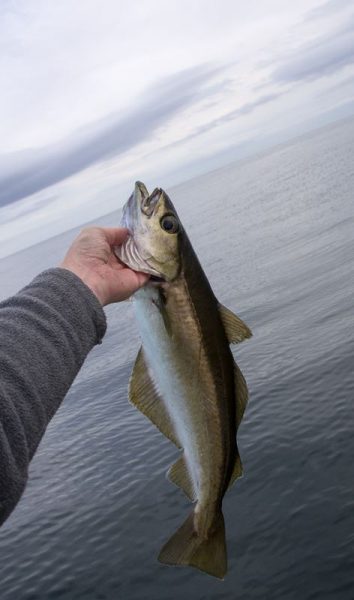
left=0, top=268, right=106, bottom=524
left=0, top=227, right=148, bottom=525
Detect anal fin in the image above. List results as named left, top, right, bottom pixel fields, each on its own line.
left=167, top=455, right=197, bottom=502
left=129, top=347, right=181, bottom=448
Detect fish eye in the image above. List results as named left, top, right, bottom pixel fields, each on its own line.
left=160, top=214, right=179, bottom=234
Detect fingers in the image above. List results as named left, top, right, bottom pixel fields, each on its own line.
left=99, top=227, right=130, bottom=247
left=120, top=268, right=150, bottom=294
left=108, top=269, right=150, bottom=303
left=77, top=226, right=130, bottom=249
left=133, top=270, right=150, bottom=288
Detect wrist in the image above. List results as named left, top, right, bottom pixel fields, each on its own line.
left=60, top=263, right=106, bottom=306
left=83, top=277, right=106, bottom=306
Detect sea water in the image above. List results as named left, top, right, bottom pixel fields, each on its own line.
left=0, top=117, right=353, bottom=599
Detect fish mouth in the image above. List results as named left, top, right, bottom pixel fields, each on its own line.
left=121, top=181, right=147, bottom=231
left=115, top=181, right=165, bottom=280
left=141, top=186, right=162, bottom=217
left=121, top=182, right=162, bottom=230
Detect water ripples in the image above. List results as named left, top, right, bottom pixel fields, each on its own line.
left=1, top=118, right=354, bottom=598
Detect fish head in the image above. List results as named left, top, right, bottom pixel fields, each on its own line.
left=116, top=181, right=182, bottom=282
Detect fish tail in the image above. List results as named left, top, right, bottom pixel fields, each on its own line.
left=158, top=510, right=227, bottom=579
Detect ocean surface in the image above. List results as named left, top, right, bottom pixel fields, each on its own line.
left=0, top=117, right=354, bottom=599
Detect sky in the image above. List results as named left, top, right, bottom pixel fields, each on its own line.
left=0, top=0, right=354, bottom=258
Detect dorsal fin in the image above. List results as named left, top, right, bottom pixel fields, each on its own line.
left=218, top=303, right=252, bottom=344
left=129, top=347, right=181, bottom=448
left=228, top=362, right=249, bottom=489
left=234, top=362, right=249, bottom=429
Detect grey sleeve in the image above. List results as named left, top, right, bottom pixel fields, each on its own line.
left=0, top=268, right=107, bottom=525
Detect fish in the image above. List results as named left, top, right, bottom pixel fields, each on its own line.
left=115, top=182, right=251, bottom=579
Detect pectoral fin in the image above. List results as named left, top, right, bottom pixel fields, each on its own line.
left=228, top=362, right=249, bottom=488
left=129, top=347, right=181, bottom=448
left=218, top=303, right=252, bottom=344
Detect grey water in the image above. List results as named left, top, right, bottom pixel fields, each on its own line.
left=0, top=117, right=354, bottom=599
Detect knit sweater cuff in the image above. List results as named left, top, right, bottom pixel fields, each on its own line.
left=20, top=267, right=107, bottom=345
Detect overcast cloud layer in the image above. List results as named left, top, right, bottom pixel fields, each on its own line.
left=1, top=0, right=354, bottom=257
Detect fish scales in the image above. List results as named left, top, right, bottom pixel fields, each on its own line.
left=115, top=182, right=252, bottom=578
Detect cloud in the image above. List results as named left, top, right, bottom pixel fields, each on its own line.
left=2, top=0, right=354, bottom=261
left=217, top=92, right=284, bottom=121
left=154, top=91, right=285, bottom=151
left=305, top=0, right=353, bottom=21
left=271, top=16, right=354, bottom=84
left=0, top=63, right=223, bottom=208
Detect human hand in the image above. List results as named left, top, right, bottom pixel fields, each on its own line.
left=60, top=227, right=149, bottom=306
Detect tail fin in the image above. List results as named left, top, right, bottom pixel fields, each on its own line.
left=158, top=511, right=227, bottom=579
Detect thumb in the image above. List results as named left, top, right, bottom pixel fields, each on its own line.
left=101, top=227, right=130, bottom=247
